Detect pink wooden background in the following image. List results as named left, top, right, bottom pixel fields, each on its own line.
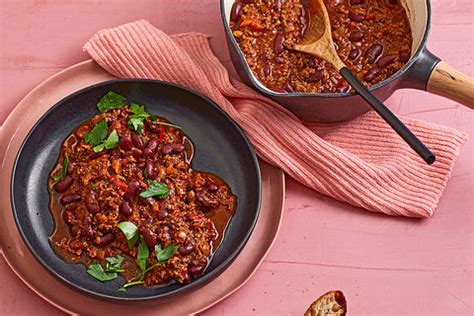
left=0, top=0, right=473, bottom=315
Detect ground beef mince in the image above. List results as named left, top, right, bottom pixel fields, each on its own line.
left=49, top=105, right=237, bottom=287
left=230, top=0, right=413, bottom=93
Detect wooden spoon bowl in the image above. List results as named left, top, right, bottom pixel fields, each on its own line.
left=290, top=0, right=435, bottom=165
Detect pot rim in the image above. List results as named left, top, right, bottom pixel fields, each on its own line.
left=220, top=0, right=433, bottom=98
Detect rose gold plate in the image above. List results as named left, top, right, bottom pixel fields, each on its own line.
left=0, top=60, right=285, bottom=315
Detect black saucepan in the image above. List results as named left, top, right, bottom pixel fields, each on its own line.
left=11, top=79, right=261, bottom=300
left=221, top=0, right=474, bottom=122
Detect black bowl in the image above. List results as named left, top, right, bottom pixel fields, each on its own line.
left=11, top=79, right=261, bottom=301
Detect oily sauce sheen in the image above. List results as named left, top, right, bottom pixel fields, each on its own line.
left=48, top=106, right=237, bottom=286
left=230, top=0, right=413, bottom=93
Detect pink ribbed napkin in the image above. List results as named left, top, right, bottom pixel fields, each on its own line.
left=84, top=20, right=467, bottom=218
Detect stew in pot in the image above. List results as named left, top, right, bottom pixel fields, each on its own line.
left=230, top=0, right=413, bottom=93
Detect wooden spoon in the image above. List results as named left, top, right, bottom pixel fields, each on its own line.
left=291, top=0, right=435, bottom=165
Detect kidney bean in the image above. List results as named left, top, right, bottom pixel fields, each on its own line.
left=365, top=44, right=383, bottom=63
left=274, top=0, right=281, bottom=9
left=348, top=12, right=365, bottom=22
left=119, top=136, right=133, bottom=151
left=82, top=216, right=94, bottom=240
left=377, top=54, right=397, bottom=68
left=300, top=0, right=310, bottom=9
left=85, top=190, right=100, bottom=213
left=350, top=0, right=365, bottom=4
left=157, top=209, right=168, bottom=220
left=131, top=132, right=144, bottom=149
left=95, top=233, right=115, bottom=247
left=183, top=273, right=191, bottom=283
left=274, top=56, right=284, bottom=64
left=196, top=190, right=214, bottom=209
left=60, top=194, right=82, bottom=205
left=139, top=227, right=158, bottom=248
left=399, top=51, right=410, bottom=63
left=364, top=68, right=380, bottom=82
left=274, top=34, right=285, bottom=55
left=145, top=159, right=156, bottom=179
left=130, top=148, right=143, bottom=159
left=207, top=183, right=219, bottom=192
left=144, top=138, right=159, bottom=158
left=349, top=31, right=364, bottom=42
left=189, top=264, right=204, bottom=276
left=84, top=227, right=94, bottom=240
left=337, top=85, right=351, bottom=93
left=300, top=6, right=307, bottom=32
left=171, top=143, right=185, bottom=153
left=230, top=1, right=243, bottom=22
left=263, top=64, right=272, bottom=78
left=119, top=201, right=133, bottom=216
left=161, top=143, right=185, bottom=155
left=179, top=244, right=195, bottom=256
left=348, top=49, right=360, bottom=60
left=67, top=162, right=76, bottom=175
left=123, top=181, right=140, bottom=200
left=54, top=176, right=73, bottom=193
left=83, top=215, right=91, bottom=226
left=284, top=83, right=295, bottom=93
left=161, top=144, right=173, bottom=155
left=307, top=70, right=324, bottom=82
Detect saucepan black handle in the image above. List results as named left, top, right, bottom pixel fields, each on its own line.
left=340, top=67, right=436, bottom=165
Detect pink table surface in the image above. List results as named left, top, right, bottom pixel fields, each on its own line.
left=0, top=1, right=473, bottom=315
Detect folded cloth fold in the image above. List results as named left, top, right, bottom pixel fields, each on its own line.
left=84, top=20, right=467, bottom=218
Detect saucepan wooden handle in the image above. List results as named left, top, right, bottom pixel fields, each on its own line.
left=427, top=62, right=474, bottom=109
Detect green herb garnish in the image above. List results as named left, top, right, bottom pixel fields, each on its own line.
left=120, top=243, right=178, bottom=291
left=117, top=221, right=139, bottom=248
left=122, top=280, right=145, bottom=289
left=105, top=255, right=125, bottom=273
left=137, top=237, right=149, bottom=273
left=139, top=180, right=169, bottom=199
left=87, top=262, right=118, bottom=281
left=151, top=121, right=182, bottom=129
left=84, top=119, right=108, bottom=146
left=155, top=244, right=178, bottom=262
left=97, top=91, right=126, bottom=113
left=52, top=153, right=69, bottom=181
left=128, top=103, right=150, bottom=134
left=92, top=130, right=119, bottom=153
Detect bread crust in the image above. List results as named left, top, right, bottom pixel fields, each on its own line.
left=304, top=290, right=347, bottom=316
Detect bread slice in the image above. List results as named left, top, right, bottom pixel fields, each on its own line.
left=304, top=290, right=347, bottom=316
